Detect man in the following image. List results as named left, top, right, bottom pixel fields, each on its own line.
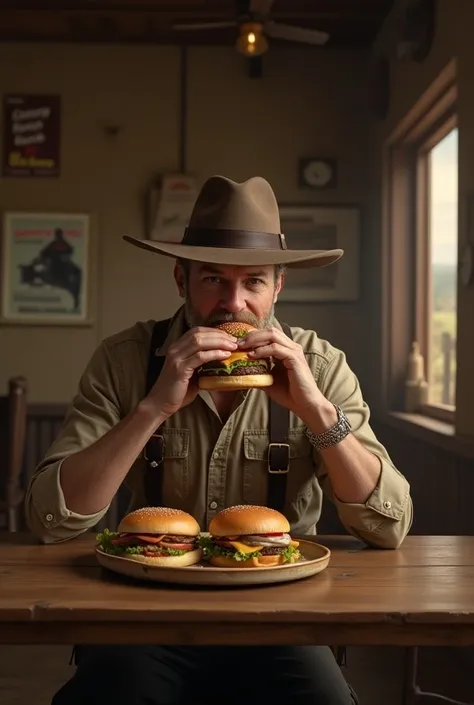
left=25, top=175, right=412, bottom=705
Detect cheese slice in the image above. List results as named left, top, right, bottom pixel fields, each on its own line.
left=290, top=540, right=299, bottom=548
left=229, top=541, right=263, bottom=554
left=222, top=352, right=250, bottom=365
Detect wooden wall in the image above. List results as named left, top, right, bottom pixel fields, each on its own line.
left=372, top=419, right=474, bottom=537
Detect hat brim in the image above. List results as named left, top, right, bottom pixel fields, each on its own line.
left=123, top=236, right=343, bottom=269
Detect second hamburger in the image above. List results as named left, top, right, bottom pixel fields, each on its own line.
left=197, top=321, right=273, bottom=391
left=200, top=504, right=302, bottom=568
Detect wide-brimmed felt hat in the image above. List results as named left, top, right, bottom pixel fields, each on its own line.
left=123, top=175, right=343, bottom=268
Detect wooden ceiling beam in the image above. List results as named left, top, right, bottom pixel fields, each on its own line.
left=0, top=0, right=394, bottom=47
left=0, top=7, right=390, bottom=21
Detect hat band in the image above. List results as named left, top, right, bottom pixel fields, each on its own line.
left=182, top=228, right=287, bottom=250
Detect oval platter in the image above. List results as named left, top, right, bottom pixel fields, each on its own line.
left=94, top=539, right=330, bottom=587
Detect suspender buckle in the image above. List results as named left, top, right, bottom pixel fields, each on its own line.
left=268, top=442, right=290, bottom=474
left=144, top=434, right=165, bottom=468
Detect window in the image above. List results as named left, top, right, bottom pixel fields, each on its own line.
left=382, top=60, right=458, bottom=423
left=418, top=125, right=458, bottom=410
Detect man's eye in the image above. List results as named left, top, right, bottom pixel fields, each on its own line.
left=247, top=278, right=265, bottom=286
left=204, top=276, right=221, bottom=283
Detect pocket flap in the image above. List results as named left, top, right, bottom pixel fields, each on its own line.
left=161, top=428, right=189, bottom=459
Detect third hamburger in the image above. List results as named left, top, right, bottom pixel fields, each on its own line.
left=197, top=321, right=273, bottom=391
left=200, top=504, right=301, bottom=568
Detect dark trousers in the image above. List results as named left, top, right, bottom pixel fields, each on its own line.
left=51, top=644, right=358, bottom=705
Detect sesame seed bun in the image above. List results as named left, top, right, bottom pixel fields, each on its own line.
left=215, top=321, right=255, bottom=338
left=209, top=504, right=290, bottom=537
left=117, top=507, right=200, bottom=536
left=198, top=373, right=273, bottom=391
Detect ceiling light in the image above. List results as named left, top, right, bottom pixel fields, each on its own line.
left=236, top=22, right=268, bottom=57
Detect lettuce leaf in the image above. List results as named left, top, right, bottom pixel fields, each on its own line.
left=197, top=535, right=301, bottom=564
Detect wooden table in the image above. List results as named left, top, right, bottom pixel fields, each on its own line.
left=1, top=533, right=473, bottom=649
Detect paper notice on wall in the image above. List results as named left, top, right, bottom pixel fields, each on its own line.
left=149, top=174, right=198, bottom=242
left=3, top=94, right=61, bottom=178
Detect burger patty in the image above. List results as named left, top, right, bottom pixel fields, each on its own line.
left=259, top=546, right=285, bottom=555
left=161, top=535, right=196, bottom=544
left=200, top=365, right=268, bottom=377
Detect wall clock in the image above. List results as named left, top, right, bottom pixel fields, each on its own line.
left=299, top=158, right=337, bottom=189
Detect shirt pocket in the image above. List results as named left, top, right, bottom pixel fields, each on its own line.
left=242, top=427, right=314, bottom=506
left=160, top=428, right=190, bottom=503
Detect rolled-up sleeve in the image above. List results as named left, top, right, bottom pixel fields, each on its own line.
left=315, top=349, right=413, bottom=549
left=25, top=339, right=122, bottom=544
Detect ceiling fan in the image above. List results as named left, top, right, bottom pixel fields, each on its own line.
left=173, top=0, right=330, bottom=57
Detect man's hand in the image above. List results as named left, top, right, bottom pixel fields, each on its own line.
left=238, top=327, right=331, bottom=422
left=145, top=327, right=238, bottom=418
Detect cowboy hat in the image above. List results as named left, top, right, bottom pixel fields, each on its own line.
left=123, top=175, right=343, bottom=268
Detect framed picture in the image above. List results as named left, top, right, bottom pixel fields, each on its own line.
left=1, top=212, right=89, bottom=324
left=278, top=205, right=360, bottom=302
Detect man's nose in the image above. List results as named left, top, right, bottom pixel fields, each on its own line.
left=221, top=284, right=245, bottom=312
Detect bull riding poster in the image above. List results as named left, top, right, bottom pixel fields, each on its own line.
left=1, top=213, right=89, bottom=324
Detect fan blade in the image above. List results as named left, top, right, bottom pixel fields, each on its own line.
left=249, top=0, right=275, bottom=16
left=264, top=20, right=329, bottom=45
left=173, top=21, right=237, bottom=31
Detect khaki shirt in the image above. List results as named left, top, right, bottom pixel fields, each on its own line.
left=25, top=307, right=412, bottom=548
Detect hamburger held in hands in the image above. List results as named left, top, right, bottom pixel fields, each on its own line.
left=197, top=321, right=273, bottom=391
left=95, top=507, right=202, bottom=567
left=199, top=505, right=302, bottom=568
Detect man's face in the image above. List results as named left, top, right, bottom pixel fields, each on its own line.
left=174, top=261, right=284, bottom=329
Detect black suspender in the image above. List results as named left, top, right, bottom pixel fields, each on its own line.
left=143, top=319, right=291, bottom=512
left=143, top=318, right=171, bottom=507
left=266, top=322, right=291, bottom=511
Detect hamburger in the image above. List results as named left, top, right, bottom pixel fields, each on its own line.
left=95, top=507, right=202, bottom=567
left=197, top=321, right=273, bottom=391
left=199, top=504, right=302, bottom=568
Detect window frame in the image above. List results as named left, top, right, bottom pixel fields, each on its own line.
left=416, top=117, right=458, bottom=419
left=381, top=60, right=458, bottom=425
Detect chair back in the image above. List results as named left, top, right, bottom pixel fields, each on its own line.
left=0, top=376, right=27, bottom=531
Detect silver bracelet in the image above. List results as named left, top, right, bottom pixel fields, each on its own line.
left=305, top=405, right=351, bottom=451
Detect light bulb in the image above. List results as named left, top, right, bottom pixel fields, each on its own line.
left=236, top=23, right=268, bottom=57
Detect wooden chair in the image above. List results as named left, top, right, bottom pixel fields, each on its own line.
left=0, top=376, right=27, bottom=532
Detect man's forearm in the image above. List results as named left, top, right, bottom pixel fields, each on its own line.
left=301, top=402, right=381, bottom=504
left=59, top=400, right=166, bottom=515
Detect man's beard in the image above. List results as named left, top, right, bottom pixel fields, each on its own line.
left=184, top=296, right=275, bottom=330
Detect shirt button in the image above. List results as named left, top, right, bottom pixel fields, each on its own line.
left=213, top=451, right=220, bottom=459
left=45, top=513, right=54, bottom=522
left=209, top=501, right=218, bottom=510
left=383, top=501, right=392, bottom=510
